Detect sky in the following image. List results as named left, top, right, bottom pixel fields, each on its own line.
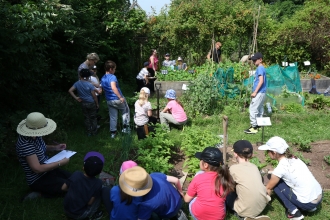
left=130, top=0, right=172, bottom=15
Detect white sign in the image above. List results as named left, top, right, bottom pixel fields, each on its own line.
left=256, top=117, right=272, bottom=126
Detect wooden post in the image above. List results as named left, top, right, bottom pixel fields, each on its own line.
left=222, top=115, right=228, bottom=165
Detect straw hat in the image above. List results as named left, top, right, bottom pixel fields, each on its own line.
left=17, top=112, right=57, bottom=137
left=119, top=166, right=153, bottom=197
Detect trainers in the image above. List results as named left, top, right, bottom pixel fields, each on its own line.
left=89, top=210, right=103, bottom=220
left=122, top=127, right=131, bottom=134
left=307, top=207, right=317, bottom=212
left=110, top=132, right=117, bottom=138
left=286, top=210, right=304, bottom=220
left=22, top=191, right=41, bottom=202
left=244, top=126, right=258, bottom=134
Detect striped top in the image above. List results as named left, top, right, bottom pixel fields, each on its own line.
left=16, top=135, right=48, bottom=185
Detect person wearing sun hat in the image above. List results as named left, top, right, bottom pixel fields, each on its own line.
left=160, top=89, right=187, bottom=130
left=101, top=160, right=142, bottom=219
left=16, top=112, right=71, bottom=199
left=63, top=151, right=104, bottom=220
left=176, top=56, right=187, bottom=71
left=259, top=136, right=322, bottom=220
left=121, top=166, right=183, bottom=219
left=226, top=140, right=270, bottom=220
left=184, top=147, right=234, bottom=220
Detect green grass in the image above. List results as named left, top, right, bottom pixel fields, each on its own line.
left=1, top=96, right=330, bottom=219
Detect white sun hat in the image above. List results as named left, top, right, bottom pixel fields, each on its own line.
left=17, top=112, right=57, bottom=137
left=258, top=136, right=289, bottom=154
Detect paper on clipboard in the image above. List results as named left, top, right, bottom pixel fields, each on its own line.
left=44, top=150, right=76, bottom=164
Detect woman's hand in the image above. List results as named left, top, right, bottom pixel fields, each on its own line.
left=59, top=157, right=70, bottom=167
left=56, top=143, right=66, bottom=151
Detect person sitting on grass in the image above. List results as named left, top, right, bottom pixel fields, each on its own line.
left=134, top=87, right=157, bottom=140
left=259, top=136, right=323, bottom=220
left=184, top=147, right=235, bottom=220
left=160, top=89, right=187, bottom=130
left=226, top=140, right=271, bottom=220
left=63, top=151, right=104, bottom=220
left=69, top=69, right=99, bottom=136
left=101, top=160, right=141, bottom=220
left=16, top=112, right=71, bottom=201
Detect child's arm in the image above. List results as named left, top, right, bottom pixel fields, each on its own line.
left=91, top=91, right=99, bottom=109
left=184, top=193, right=194, bottom=203
left=68, top=86, right=82, bottom=102
left=61, top=183, right=68, bottom=191
left=266, top=174, right=280, bottom=195
left=110, top=82, right=125, bottom=103
left=167, top=175, right=183, bottom=197
left=251, top=75, right=264, bottom=97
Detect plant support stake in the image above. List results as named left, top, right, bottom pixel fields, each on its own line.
left=222, top=115, right=228, bottom=165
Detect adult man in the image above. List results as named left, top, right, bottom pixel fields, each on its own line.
left=207, top=42, right=222, bottom=63
left=162, top=53, right=174, bottom=67
left=77, top=53, right=99, bottom=79
left=244, top=52, right=267, bottom=134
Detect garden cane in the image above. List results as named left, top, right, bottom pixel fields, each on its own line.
left=222, top=115, right=228, bottom=165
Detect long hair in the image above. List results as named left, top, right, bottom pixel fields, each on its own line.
left=119, top=186, right=133, bottom=205
left=138, top=90, right=148, bottom=106
left=209, top=164, right=235, bottom=198
left=236, top=148, right=253, bottom=161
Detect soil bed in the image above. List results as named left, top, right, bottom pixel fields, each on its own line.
left=173, top=141, right=330, bottom=190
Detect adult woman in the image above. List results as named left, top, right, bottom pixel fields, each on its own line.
left=259, top=136, right=322, bottom=220
left=148, top=49, right=159, bottom=73
left=77, top=52, right=99, bottom=79
left=16, top=112, right=71, bottom=198
left=100, top=60, right=130, bottom=138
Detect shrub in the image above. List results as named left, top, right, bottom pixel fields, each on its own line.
left=324, top=155, right=330, bottom=165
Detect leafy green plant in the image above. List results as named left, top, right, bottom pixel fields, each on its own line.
left=265, top=153, right=279, bottom=168
left=292, top=137, right=312, bottom=152
left=324, top=155, right=330, bottom=165
left=282, top=103, right=304, bottom=113
left=136, top=125, right=174, bottom=173
left=180, top=126, right=220, bottom=175
left=305, top=95, right=330, bottom=110
left=250, top=157, right=267, bottom=170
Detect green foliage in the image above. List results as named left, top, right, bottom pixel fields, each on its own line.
left=292, top=137, right=312, bottom=152
left=136, top=125, right=174, bottom=173
left=324, top=155, right=330, bottom=165
left=180, top=126, right=220, bottom=175
left=250, top=157, right=267, bottom=170
left=265, top=152, right=279, bottom=168
left=282, top=103, right=304, bottom=113
left=305, top=95, right=330, bottom=110
left=181, top=73, right=222, bottom=116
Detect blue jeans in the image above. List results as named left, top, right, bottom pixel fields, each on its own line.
left=107, top=99, right=130, bottom=132
left=274, top=180, right=322, bottom=213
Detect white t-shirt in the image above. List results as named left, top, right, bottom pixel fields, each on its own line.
left=90, top=76, right=101, bottom=96
left=273, top=158, right=322, bottom=203
left=136, top=68, right=149, bottom=80
left=134, top=100, right=152, bottom=126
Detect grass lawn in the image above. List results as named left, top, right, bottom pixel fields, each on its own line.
left=1, top=97, right=330, bottom=219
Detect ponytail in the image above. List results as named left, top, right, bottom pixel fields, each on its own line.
left=176, top=99, right=184, bottom=108
left=210, top=164, right=235, bottom=197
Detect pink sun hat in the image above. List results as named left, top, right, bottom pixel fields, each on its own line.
left=119, top=160, right=138, bottom=174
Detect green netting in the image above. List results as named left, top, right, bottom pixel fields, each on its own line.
left=213, top=67, right=240, bottom=98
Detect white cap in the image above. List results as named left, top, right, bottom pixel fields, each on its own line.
left=177, top=57, right=182, bottom=61
left=258, top=136, right=289, bottom=154
left=141, top=87, right=150, bottom=95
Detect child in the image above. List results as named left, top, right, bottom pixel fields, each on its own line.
left=63, top=151, right=104, bottom=220
left=134, top=87, right=157, bottom=139
left=184, top=147, right=234, bottom=220
left=259, top=136, right=322, bottom=220
left=136, top=62, right=151, bottom=92
left=244, top=52, right=267, bottom=134
left=160, top=89, right=187, bottom=130
left=177, top=57, right=187, bottom=71
left=90, top=65, right=102, bottom=107
left=69, top=69, right=99, bottom=136
left=226, top=140, right=271, bottom=220
left=102, top=160, right=142, bottom=220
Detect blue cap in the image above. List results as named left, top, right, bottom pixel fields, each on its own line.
left=144, top=62, right=149, bottom=67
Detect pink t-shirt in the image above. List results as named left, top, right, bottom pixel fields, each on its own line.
left=148, top=55, right=159, bottom=70
left=165, top=100, right=187, bottom=122
left=187, top=172, right=226, bottom=220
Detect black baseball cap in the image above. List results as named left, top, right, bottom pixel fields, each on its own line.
left=165, top=53, right=170, bottom=56
left=84, top=151, right=105, bottom=177
left=233, top=140, right=253, bottom=154
left=195, top=147, right=223, bottom=167
left=80, top=69, right=91, bottom=78
left=249, top=52, right=263, bottom=61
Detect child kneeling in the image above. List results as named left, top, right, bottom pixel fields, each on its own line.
left=63, top=152, right=104, bottom=220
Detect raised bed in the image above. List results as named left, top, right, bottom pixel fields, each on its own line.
left=153, top=81, right=189, bottom=97
left=300, top=75, right=330, bottom=93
